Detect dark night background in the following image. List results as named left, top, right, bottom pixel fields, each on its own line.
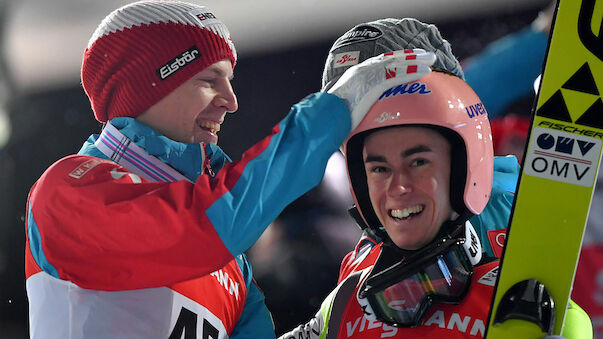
left=0, top=2, right=553, bottom=337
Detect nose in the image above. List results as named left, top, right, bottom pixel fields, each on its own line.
left=215, top=80, right=238, bottom=113
left=387, top=172, right=412, bottom=197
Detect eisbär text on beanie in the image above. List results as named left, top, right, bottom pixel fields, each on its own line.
left=82, top=0, right=237, bottom=123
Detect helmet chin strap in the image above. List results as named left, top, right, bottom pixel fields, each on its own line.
left=383, top=209, right=479, bottom=260
left=348, top=204, right=483, bottom=266
left=461, top=220, right=483, bottom=266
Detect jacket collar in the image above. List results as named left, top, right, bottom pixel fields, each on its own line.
left=78, top=117, right=230, bottom=182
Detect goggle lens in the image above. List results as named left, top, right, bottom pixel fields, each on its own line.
left=366, top=245, right=473, bottom=326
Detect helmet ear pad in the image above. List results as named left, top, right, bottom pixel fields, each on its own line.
left=436, top=126, right=467, bottom=216
left=346, top=129, right=383, bottom=237
left=345, top=125, right=468, bottom=238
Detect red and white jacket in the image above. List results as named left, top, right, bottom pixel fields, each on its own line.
left=25, top=93, right=350, bottom=338
left=280, top=234, right=498, bottom=339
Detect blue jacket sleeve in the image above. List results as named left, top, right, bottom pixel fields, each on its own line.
left=231, top=254, right=276, bottom=339
left=464, top=28, right=548, bottom=119
left=207, top=92, right=350, bottom=256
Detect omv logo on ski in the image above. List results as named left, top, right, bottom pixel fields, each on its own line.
left=525, top=127, right=601, bottom=186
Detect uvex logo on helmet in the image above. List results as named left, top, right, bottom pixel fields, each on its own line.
left=465, top=103, right=487, bottom=119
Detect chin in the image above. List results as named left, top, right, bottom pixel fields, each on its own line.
left=392, top=236, right=424, bottom=251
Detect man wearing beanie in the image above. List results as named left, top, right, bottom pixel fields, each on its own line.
left=279, top=18, right=591, bottom=339
left=321, top=16, right=520, bottom=273
left=24, top=2, right=439, bottom=338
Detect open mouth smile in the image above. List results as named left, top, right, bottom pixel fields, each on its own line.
left=389, top=205, right=424, bottom=221
left=199, top=121, right=221, bottom=134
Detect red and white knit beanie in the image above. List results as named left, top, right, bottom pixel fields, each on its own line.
left=82, top=0, right=237, bottom=123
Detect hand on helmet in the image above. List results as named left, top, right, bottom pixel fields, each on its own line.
left=326, top=49, right=436, bottom=130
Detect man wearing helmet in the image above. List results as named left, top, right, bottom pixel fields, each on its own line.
left=279, top=19, right=591, bottom=339
left=24, top=2, right=440, bottom=338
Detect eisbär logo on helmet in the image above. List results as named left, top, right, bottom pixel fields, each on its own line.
left=157, top=46, right=201, bottom=80
left=334, top=25, right=383, bottom=48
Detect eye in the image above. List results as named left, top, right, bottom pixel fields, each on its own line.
left=197, top=78, right=216, bottom=87
left=410, top=158, right=428, bottom=167
left=369, top=165, right=389, bottom=174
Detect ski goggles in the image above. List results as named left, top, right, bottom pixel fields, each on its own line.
left=359, top=223, right=480, bottom=327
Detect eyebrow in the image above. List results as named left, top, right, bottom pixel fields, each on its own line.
left=402, top=145, right=432, bottom=157
left=364, top=145, right=432, bottom=163
left=204, top=66, right=234, bottom=80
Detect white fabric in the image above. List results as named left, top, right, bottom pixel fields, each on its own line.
left=27, top=272, right=229, bottom=339
left=94, top=122, right=190, bottom=183
left=29, top=126, right=230, bottom=338
left=327, top=49, right=436, bottom=130
left=87, top=0, right=232, bottom=54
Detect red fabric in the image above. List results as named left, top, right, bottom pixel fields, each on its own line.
left=25, top=192, right=43, bottom=278
left=487, top=229, right=506, bottom=259
left=489, top=114, right=530, bottom=160
left=26, top=115, right=279, bottom=291
left=338, top=236, right=379, bottom=284
left=82, top=21, right=236, bottom=122
left=27, top=115, right=279, bottom=291
left=28, top=155, right=232, bottom=290
left=172, top=258, right=247, bottom=333
left=337, top=243, right=498, bottom=338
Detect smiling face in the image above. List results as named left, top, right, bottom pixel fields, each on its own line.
left=363, top=126, right=453, bottom=250
left=136, top=59, right=237, bottom=144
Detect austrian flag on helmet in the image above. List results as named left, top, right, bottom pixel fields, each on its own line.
left=343, top=71, right=494, bottom=232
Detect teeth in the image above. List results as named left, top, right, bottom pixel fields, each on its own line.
left=390, top=205, right=423, bottom=219
left=199, top=121, right=221, bottom=133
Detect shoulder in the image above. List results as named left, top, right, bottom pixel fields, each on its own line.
left=470, top=186, right=514, bottom=259
left=29, top=155, right=143, bottom=207
left=32, top=155, right=112, bottom=192
left=470, top=156, right=519, bottom=258
left=492, top=155, right=520, bottom=193
left=563, top=300, right=593, bottom=339
left=338, top=235, right=381, bottom=283
left=39, top=155, right=118, bottom=181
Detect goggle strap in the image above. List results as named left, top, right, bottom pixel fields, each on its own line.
left=462, top=221, right=483, bottom=266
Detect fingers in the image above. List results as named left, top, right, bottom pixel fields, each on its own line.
left=348, top=51, right=437, bottom=130
left=326, top=49, right=439, bottom=131
left=362, top=50, right=435, bottom=85
left=383, top=60, right=432, bottom=81
left=374, top=49, right=426, bottom=60
left=365, top=49, right=435, bottom=66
